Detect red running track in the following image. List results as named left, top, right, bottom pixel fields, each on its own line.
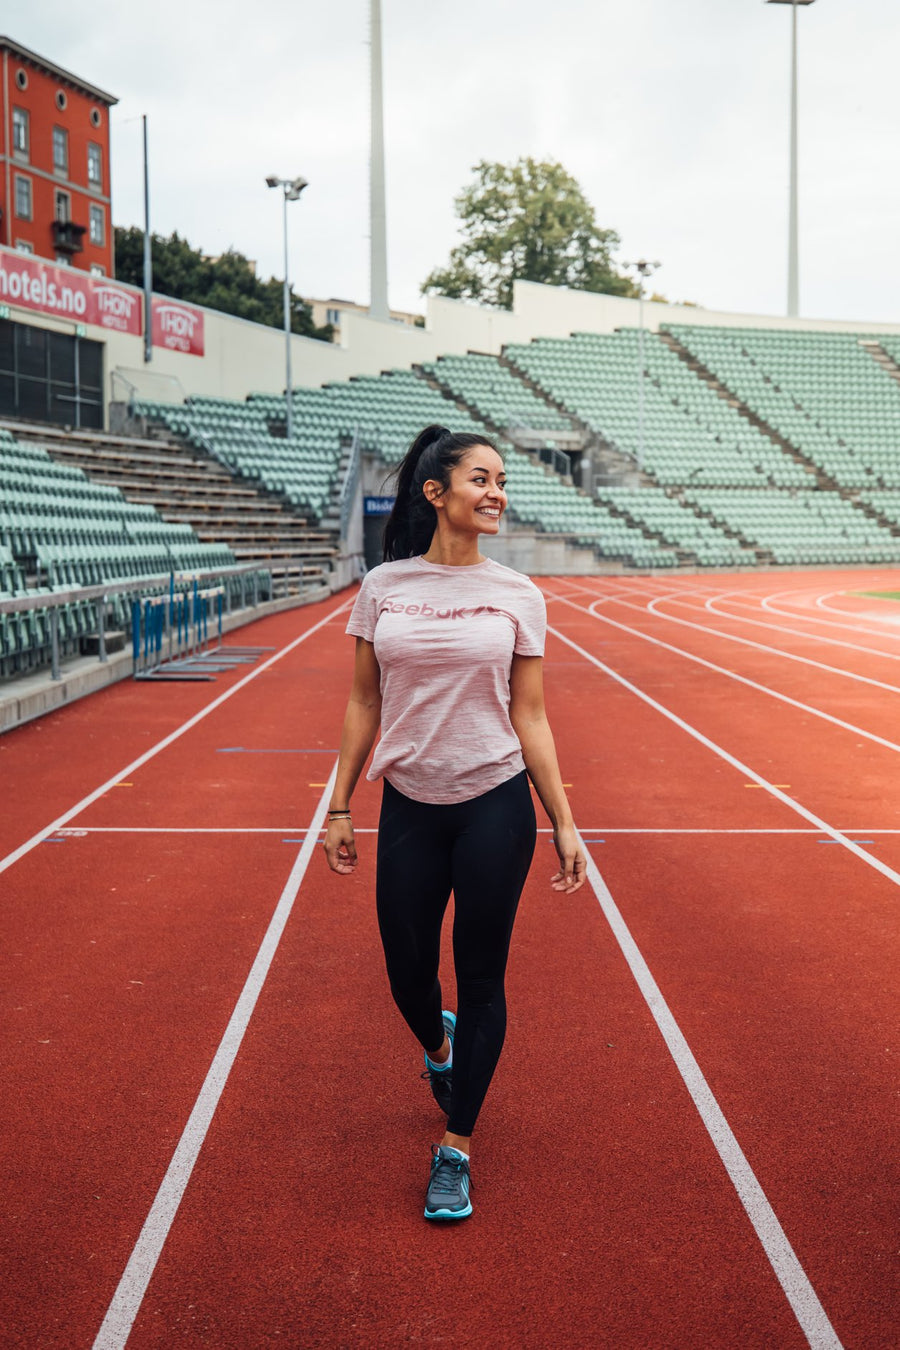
left=1, top=571, right=898, bottom=1348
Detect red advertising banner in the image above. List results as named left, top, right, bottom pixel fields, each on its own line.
left=0, top=248, right=142, bottom=335
left=151, top=297, right=205, bottom=357
left=0, top=249, right=205, bottom=357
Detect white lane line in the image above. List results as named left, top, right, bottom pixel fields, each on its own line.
left=699, top=591, right=900, bottom=661
left=760, top=588, right=900, bottom=642
left=57, top=825, right=900, bottom=836
left=554, top=581, right=900, bottom=686
left=91, top=765, right=337, bottom=1350
left=547, top=623, right=900, bottom=890
left=547, top=592, right=900, bottom=760
left=0, top=598, right=352, bottom=880
left=581, top=841, right=843, bottom=1350
left=56, top=826, right=353, bottom=834
left=641, top=595, right=900, bottom=693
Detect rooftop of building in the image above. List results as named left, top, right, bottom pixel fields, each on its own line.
left=0, top=36, right=118, bottom=106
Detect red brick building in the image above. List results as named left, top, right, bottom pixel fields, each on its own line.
left=0, top=36, right=117, bottom=276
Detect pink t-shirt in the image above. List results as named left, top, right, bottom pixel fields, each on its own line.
left=346, top=556, right=547, bottom=804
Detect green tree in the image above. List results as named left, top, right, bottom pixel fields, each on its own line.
left=114, top=227, right=333, bottom=341
left=422, top=158, right=641, bottom=310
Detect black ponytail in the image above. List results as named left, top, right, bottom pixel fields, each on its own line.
left=381, top=424, right=497, bottom=562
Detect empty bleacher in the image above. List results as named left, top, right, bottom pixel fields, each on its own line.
left=131, top=325, right=900, bottom=577
left=683, top=488, right=899, bottom=566
left=70, top=415, right=337, bottom=592
left=504, top=329, right=814, bottom=488
left=0, top=426, right=244, bottom=679
left=665, top=326, right=900, bottom=490
left=420, top=352, right=573, bottom=435
left=595, top=486, right=752, bottom=568
left=504, top=450, right=679, bottom=568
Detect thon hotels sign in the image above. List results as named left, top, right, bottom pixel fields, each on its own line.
left=0, top=247, right=205, bottom=356
left=150, top=297, right=205, bottom=356
left=0, top=249, right=142, bottom=334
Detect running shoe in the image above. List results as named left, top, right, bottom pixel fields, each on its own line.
left=424, top=1144, right=473, bottom=1221
left=421, top=1009, right=456, bottom=1114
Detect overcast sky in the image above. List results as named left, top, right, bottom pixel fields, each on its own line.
left=8, top=1, right=900, bottom=325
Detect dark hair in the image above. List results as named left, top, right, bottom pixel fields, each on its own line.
left=381, top=424, right=498, bottom=561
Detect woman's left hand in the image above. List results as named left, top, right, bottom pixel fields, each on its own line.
left=551, top=824, right=586, bottom=893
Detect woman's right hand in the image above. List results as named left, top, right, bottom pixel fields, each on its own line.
left=323, top=817, right=358, bottom=874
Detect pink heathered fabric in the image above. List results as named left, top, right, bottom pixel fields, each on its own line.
left=345, top=556, right=546, bottom=804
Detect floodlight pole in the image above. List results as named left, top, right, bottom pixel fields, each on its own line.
left=788, top=0, right=799, bottom=317
left=142, top=114, right=152, bottom=364
left=637, top=292, right=645, bottom=474
left=281, top=190, right=292, bottom=438
left=266, top=175, right=308, bottom=440
left=768, top=0, right=816, bottom=318
left=624, top=259, right=660, bottom=475
left=369, top=0, right=390, bottom=322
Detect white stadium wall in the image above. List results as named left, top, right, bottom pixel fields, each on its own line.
left=508, top=281, right=900, bottom=341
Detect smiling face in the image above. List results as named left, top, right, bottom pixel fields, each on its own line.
left=424, top=444, right=507, bottom=537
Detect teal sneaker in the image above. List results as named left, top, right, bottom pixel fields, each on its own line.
left=424, top=1144, right=472, bottom=1221
left=421, top=1010, right=456, bottom=1114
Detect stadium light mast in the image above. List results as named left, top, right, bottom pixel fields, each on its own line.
left=266, top=175, right=309, bottom=440
left=142, top=115, right=152, bottom=364
left=369, top=0, right=390, bottom=322
left=623, top=259, right=660, bottom=475
left=767, top=0, right=817, bottom=318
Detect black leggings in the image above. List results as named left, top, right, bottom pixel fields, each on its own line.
left=376, top=771, right=536, bottom=1137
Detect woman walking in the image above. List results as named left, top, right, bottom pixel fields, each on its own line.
left=324, top=425, right=584, bottom=1221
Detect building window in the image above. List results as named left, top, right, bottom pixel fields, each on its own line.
left=14, top=175, right=32, bottom=220
left=15, top=68, right=28, bottom=90
left=53, top=126, right=69, bottom=175
left=326, top=308, right=342, bottom=326
left=90, top=263, right=106, bottom=277
left=89, top=204, right=105, bottom=246
left=90, top=107, right=102, bottom=128
left=55, top=254, right=71, bottom=267
left=55, top=89, right=68, bottom=111
left=87, top=142, right=103, bottom=188
left=55, top=190, right=71, bottom=223
left=15, top=240, right=34, bottom=254
left=12, top=107, right=29, bottom=157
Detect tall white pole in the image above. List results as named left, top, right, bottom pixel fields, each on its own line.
left=282, top=190, right=293, bottom=440
left=369, top=0, right=389, bottom=322
left=142, top=114, right=152, bottom=364
left=787, top=0, right=799, bottom=317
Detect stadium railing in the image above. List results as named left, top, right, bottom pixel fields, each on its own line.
left=0, top=562, right=271, bottom=685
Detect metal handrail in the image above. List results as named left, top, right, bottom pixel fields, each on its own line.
left=338, top=426, right=362, bottom=542
left=0, top=562, right=264, bottom=617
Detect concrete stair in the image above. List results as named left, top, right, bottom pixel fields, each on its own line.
left=12, top=424, right=338, bottom=594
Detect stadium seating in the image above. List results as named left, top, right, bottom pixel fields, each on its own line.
left=420, top=352, right=572, bottom=434
left=138, top=370, right=492, bottom=520
left=504, top=450, right=679, bottom=568
left=136, top=332, right=900, bottom=574
left=0, top=430, right=239, bottom=678
left=666, top=326, right=900, bottom=489
left=504, top=329, right=814, bottom=488
left=682, top=488, right=899, bottom=565
left=595, top=486, right=750, bottom=567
